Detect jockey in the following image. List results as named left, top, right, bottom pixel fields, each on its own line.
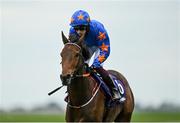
left=68, top=10, right=121, bottom=100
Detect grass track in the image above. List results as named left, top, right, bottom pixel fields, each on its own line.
left=0, top=114, right=65, bottom=122
left=132, top=112, right=180, bottom=122
left=0, top=112, right=180, bottom=122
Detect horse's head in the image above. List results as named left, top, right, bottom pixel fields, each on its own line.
left=60, top=31, right=85, bottom=85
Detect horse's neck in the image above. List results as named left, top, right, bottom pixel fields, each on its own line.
left=68, top=71, right=94, bottom=105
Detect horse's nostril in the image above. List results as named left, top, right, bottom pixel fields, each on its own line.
left=60, top=74, right=73, bottom=85
left=60, top=74, right=64, bottom=82
left=60, top=74, right=67, bottom=86
left=67, top=74, right=71, bottom=78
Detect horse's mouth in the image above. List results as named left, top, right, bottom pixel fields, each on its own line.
left=60, top=74, right=72, bottom=85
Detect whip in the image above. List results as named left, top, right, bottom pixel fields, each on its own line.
left=48, top=85, right=64, bottom=96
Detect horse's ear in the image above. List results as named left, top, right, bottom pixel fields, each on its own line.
left=61, top=31, right=69, bottom=44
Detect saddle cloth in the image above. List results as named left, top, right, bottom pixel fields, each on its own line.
left=91, top=72, right=126, bottom=107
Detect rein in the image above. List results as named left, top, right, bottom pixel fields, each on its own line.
left=74, top=73, right=91, bottom=78
left=66, top=64, right=100, bottom=109
left=64, top=43, right=101, bottom=109
left=68, top=80, right=102, bottom=109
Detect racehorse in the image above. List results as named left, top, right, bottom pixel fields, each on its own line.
left=60, top=31, right=134, bottom=122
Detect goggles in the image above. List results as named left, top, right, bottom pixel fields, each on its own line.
left=74, top=26, right=87, bottom=31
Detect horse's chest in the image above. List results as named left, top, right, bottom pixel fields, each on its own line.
left=67, top=106, right=103, bottom=122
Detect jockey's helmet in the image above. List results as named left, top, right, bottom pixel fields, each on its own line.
left=70, top=10, right=90, bottom=27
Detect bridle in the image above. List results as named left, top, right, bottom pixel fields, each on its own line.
left=60, top=43, right=90, bottom=84
left=48, top=43, right=88, bottom=95
left=60, top=43, right=101, bottom=109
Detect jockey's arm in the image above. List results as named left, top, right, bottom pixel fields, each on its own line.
left=92, top=29, right=110, bottom=68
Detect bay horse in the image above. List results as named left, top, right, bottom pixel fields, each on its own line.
left=60, top=31, right=134, bottom=122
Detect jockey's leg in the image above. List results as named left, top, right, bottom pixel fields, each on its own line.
left=94, top=67, right=121, bottom=100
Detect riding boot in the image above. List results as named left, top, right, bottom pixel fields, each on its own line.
left=94, top=67, right=121, bottom=100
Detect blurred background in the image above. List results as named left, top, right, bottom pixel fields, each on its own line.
left=0, top=0, right=180, bottom=121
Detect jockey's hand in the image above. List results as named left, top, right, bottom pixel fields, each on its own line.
left=90, top=64, right=102, bottom=73
left=90, top=64, right=101, bottom=70
left=90, top=65, right=95, bottom=70
left=89, top=65, right=96, bottom=73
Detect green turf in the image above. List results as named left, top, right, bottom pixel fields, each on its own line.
left=0, top=113, right=65, bottom=122
left=131, top=112, right=180, bottom=122
left=0, top=112, right=180, bottom=122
